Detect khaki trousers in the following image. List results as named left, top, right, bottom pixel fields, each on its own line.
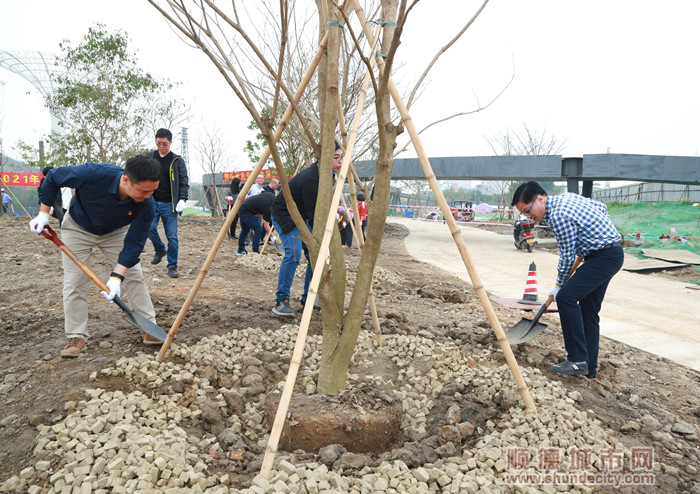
left=61, top=213, right=156, bottom=341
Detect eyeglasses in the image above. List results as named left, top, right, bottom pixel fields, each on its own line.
left=156, top=141, right=170, bottom=148
left=333, top=154, right=344, bottom=161
left=523, top=197, right=537, bottom=215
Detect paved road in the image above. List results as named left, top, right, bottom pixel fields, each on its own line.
left=390, top=217, right=700, bottom=372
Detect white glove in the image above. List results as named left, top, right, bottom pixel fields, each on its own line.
left=225, top=196, right=233, bottom=202
left=270, top=235, right=277, bottom=243
left=175, top=200, right=187, bottom=213
left=548, top=285, right=560, bottom=298
left=101, top=276, right=122, bottom=302
left=29, top=211, right=50, bottom=234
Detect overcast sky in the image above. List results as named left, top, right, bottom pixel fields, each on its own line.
left=2, top=0, right=700, bottom=182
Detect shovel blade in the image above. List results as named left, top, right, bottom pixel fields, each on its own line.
left=124, top=310, right=168, bottom=341
left=114, top=296, right=168, bottom=341
left=506, top=317, right=547, bottom=345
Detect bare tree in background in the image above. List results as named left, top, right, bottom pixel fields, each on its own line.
left=487, top=123, right=567, bottom=212
left=142, top=88, right=194, bottom=144
left=196, top=124, right=231, bottom=216
left=147, top=0, right=493, bottom=394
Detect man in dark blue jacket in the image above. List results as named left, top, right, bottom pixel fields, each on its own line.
left=148, top=128, right=189, bottom=278
left=29, top=155, right=162, bottom=357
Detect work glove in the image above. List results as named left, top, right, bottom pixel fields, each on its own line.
left=29, top=211, right=50, bottom=234
left=270, top=235, right=277, bottom=244
left=225, top=196, right=233, bottom=203
left=548, top=285, right=561, bottom=298
left=101, top=275, right=122, bottom=302
left=175, top=200, right=187, bottom=213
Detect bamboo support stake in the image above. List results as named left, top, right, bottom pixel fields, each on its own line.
left=260, top=120, right=361, bottom=480
left=156, top=33, right=331, bottom=363
left=351, top=0, right=536, bottom=411
left=340, top=194, right=382, bottom=346
left=260, top=15, right=380, bottom=481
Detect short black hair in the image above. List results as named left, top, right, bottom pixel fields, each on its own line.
left=511, top=181, right=547, bottom=206
left=124, top=154, right=161, bottom=183
left=356, top=192, right=365, bottom=202
left=155, top=128, right=173, bottom=141
left=42, top=166, right=53, bottom=176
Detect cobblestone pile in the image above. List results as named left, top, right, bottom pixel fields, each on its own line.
left=15, top=326, right=625, bottom=493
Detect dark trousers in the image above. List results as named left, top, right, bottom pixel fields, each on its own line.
left=340, top=225, right=353, bottom=247
left=555, top=246, right=624, bottom=375
left=229, top=213, right=239, bottom=238
left=238, top=213, right=262, bottom=253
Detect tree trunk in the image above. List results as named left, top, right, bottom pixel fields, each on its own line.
left=317, top=0, right=401, bottom=395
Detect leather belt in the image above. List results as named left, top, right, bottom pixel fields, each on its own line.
left=601, top=240, right=622, bottom=250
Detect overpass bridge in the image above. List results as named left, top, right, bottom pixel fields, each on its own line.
left=353, top=153, right=700, bottom=196
left=203, top=153, right=700, bottom=199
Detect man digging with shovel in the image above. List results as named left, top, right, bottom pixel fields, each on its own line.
left=29, top=155, right=164, bottom=357
left=512, top=181, right=623, bottom=379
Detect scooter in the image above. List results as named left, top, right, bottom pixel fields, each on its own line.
left=536, top=220, right=555, bottom=238
left=513, top=215, right=536, bottom=252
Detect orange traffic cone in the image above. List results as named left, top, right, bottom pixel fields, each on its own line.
left=518, top=261, right=540, bottom=305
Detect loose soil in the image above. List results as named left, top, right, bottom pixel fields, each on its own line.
left=1, top=215, right=699, bottom=492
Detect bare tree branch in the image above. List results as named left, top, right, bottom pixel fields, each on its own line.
left=406, top=0, right=490, bottom=110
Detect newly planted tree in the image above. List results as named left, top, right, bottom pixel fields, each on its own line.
left=148, top=0, right=492, bottom=396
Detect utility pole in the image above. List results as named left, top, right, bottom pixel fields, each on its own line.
left=181, top=127, right=190, bottom=175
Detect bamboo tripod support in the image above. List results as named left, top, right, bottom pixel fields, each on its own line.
left=351, top=0, right=536, bottom=411
left=340, top=194, right=383, bottom=346
left=260, top=19, right=381, bottom=480
left=156, top=33, right=331, bottom=363
left=259, top=123, right=360, bottom=480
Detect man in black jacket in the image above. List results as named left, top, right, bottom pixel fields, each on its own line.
left=147, top=128, right=189, bottom=278
left=270, top=144, right=343, bottom=317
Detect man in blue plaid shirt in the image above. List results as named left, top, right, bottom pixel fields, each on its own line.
left=512, top=181, right=623, bottom=379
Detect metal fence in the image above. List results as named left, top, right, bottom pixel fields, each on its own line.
left=592, top=183, right=700, bottom=204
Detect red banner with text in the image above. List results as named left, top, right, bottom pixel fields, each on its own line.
left=222, top=168, right=278, bottom=183
left=1, top=171, right=43, bottom=187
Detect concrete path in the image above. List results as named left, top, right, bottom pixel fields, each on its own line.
left=390, top=217, right=700, bottom=372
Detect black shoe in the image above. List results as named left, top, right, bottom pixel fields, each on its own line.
left=272, top=299, right=295, bottom=317
left=151, top=251, right=166, bottom=265
left=550, top=360, right=588, bottom=376
left=168, top=267, right=179, bottom=278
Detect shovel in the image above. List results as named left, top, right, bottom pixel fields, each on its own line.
left=41, top=226, right=167, bottom=341
left=506, top=256, right=583, bottom=345
left=506, top=295, right=555, bottom=344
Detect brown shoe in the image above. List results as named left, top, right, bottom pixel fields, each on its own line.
left=143, top=334, right=164, bottom=345
left=61, top=337, right=86, bottom=358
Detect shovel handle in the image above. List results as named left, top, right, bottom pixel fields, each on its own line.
left=41, top=226, right=109, bottom=293
left=530, top=295, right=555, bottom=327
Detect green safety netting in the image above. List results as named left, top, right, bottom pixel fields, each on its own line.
left=607, top=203, right=700, bottom=275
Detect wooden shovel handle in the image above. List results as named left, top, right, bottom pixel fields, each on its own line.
left=41, top=226, right=109, bottom=292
